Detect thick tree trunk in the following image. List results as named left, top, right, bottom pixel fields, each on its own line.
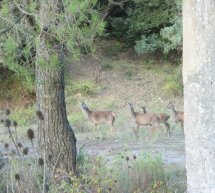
left=36, top=0, right=76, bottom=173
left=183, top=1, right=215, bottom=192
left=36, top=64, right=77, bottom=173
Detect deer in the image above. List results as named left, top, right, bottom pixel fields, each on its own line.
left=140, top=106, right=171, bottom=136
left=127, top=103, right=159, bottom=138
left=79, top=102, right=116, bottom=134
left=168, top=103, right=184, bottom=132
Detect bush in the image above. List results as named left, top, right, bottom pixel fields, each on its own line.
left=104, top=0, right=182, bottom=56
left=160, top=1, right=182, bottom=54
left=163, top=65, right=183, bottom=95
left=107, top=0, right=178, bottom=41
left=100, top=40, right=126, bottom=58
left=69, top=81, right=97, bottom=96
left=135, top=34, right=164, bottom=55
left=10, top=106, right=35, bottom=126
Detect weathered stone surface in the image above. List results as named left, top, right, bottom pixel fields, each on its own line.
left=183, top=1, right=215, bottom=192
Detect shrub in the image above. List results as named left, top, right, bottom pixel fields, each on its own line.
left=101, top=62, right=114, bottom=71
left=10, top=106, right=35, bottom=126
left=100, top=40, right=126, bottom=58
left=135, top=34, right=164, bottom=55
left=163, top=65, right=183, bottom=95
left=70, top=81, right=97, bottom=96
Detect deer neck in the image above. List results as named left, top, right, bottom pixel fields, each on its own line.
left=129, top=106, right=136, bottom=118
left=172, top=105, right=177, bottom=116
left=81, top=106, right=91, bottom=118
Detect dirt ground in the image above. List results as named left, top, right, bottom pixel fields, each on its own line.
left=77, top=130, right=185, bottom=166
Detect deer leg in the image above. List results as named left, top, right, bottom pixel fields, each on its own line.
left=181, top=122, right=184, bottom=133
left=95, top=124, right=99, bottom=137
left=164, top=121, right=171, bottom=136
left=150, top=124, right=156, bottom=139
left=135, top=125, right=140, bottom=138
left=112, top=121, right=116, bottom=133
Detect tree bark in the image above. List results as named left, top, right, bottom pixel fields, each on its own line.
left=36, top=1, right=76, bottom=173
left=183, top=1, right=215, bottom=192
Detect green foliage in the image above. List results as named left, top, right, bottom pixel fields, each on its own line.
left=163, top=65, right=183, bottom=95
left=101, top=62, right=114, bottom=70
left=161, top=15, right=182, bottom=54
left=105, top=0, right=182, bottom=56
left=10, top=106, right=35, bottom=126
left=0, top=0, right=104, bottom=101
left=100, top=40, right=126, bottom=58
left=69, top=81, right=97, bottom=96
left=135, top=34, right=164, bottom=55
left=49, top=151, right=186, bottom=193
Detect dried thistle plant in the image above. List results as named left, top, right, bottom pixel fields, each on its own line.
left=17, top=142, right=23, bottom=148
left=5, top=109, right=11, bottom=116
left=36, top=110, right=44, bottom=120
left=15, top=173, right=20, bottom=181
left=23, top=147, right=29, bottom=155
left=13, top=121, right=18, bottom=141
left=4, top=143, right=9, bottom=149
left=5, top=119, right=20, bottom=155
left=38, top=158, right=44, bottom=167
left=27, top=129, right=35, bottom=151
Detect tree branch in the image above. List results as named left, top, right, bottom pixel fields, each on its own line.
left=0, top=15, right=24, bottom=35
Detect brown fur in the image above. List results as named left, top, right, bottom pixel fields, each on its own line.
left=168, top=103, right=184, bottom=132
left=128, top=103, right=159, bottom=137
left=140, top=106, right=171, bottom=136
left=80, top=102, right=116, bottom=133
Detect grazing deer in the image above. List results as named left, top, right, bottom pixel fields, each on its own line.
left=140, top=106, right=171, bottom=136
left=168, top=103, right=184, bottom=132
left=127, top=103, right=159, bottom=138
left=79, top=102, right=116, bottom=134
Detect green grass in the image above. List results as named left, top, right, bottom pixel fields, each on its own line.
left=10, top=106, right=35, bottom=127
left=67, top=80, right=98, bottom=96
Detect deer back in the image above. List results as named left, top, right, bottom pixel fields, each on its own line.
left=88, top=111, right=115, bottom=125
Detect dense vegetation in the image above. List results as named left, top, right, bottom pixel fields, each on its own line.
left=103, top=0, right=182, bottom=56
left=0, top=0, right=182, bottom=104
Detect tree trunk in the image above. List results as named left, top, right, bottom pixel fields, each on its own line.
left=183, top=1, right=215, bottom=192
left=36, top=1, right=76, bottom=173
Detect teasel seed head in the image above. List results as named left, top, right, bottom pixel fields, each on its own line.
left=4, top=143, right=9, bottom=149
left=13, top=121, right=18, bottom=128
left=36, top=110, right=44, bottom=120
left=23, top=147, right=29, bottom=155
left=5, top=119, right=11, bottom=127
left=38, top=158, right=44, bottom=167
left=15, top=173, right=20, bottom=181
left=27, top=129, right=34, bottom=140
left=126, top=156, right=130, bottom=161
left=17, top=142, right=22, bottom=148
left=5, top=109, right=11, bottom=115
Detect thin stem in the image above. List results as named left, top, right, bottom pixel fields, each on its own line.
left=7, top=126, right=21, bottom=156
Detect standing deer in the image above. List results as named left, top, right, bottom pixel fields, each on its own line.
left=127, top=103, right=159, bottom=138
left=168, top=103, right=184, bottom=132
left=79, top=102, right=116, bottom=134
left=140, top=106, right=171, bottom=136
